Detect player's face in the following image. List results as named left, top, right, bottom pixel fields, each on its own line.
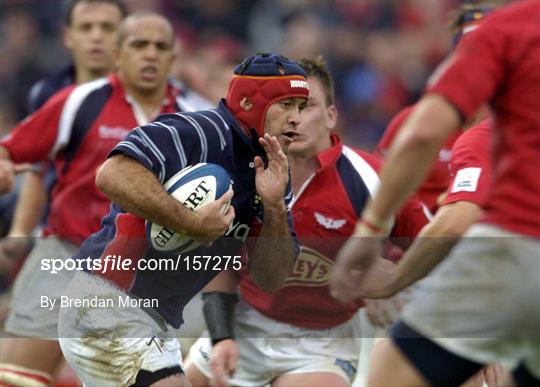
left=288, top=77, right=336, bottom=158
left=263, top=97, right=306, bottom=152
left=116, top=16, right=175, bottom=94
left=64, top=2, right=122, bottom=75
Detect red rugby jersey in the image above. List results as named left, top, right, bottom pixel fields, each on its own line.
left=427, top=1, right=540, bottom=237
left=375, top=105, right=462, bottom=213
left=443, top=119, right=492, bottom=207
left=239, top=135, right=429, bottom=329
left=1, top=74, right=209, bottom=244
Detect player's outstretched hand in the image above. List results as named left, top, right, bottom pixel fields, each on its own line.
left=208, top=338, right=239, bottom=387
left=191, top=189, right=235, bottom=245
left=254, top=134, right=289, bottom=207
left=330, top=235, right=384, bottom=303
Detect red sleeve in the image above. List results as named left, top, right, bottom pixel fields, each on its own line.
left=1, top=87, right=73, bottom=163
left=443, top=121, right=491, bottom=207
left=425, top=15, right=505, bottom=120
left=390, top=193, right=430, bottom=250
left=374, top=105, right=415, bottom=158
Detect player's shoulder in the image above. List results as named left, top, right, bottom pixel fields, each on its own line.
left=386, top=105, right=415, bottom=134
left=489, top=1, right=538, bottom=22
left=375, top=105, right=416, bottom=153
left=69, top=76, right=111, bottom=98
left=47, top=77, right=112, bottom=118
left=470, top=1, right=538, bottom=40
left=342, top=145, right=382, bottom=172
left=30, top=83, right=78, bottom=116
left=146, top=109, right=228, bottom=144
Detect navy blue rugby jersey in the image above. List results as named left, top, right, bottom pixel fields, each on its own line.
left=27, top=64, right=76, bottom=114
left=74, top=100, right=298, bottom=328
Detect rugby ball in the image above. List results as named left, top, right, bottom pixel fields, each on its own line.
left=146, top=163, right=232, bottom=253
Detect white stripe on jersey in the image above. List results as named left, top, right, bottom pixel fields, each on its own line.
left=134, top=129, right=167, bottom=183
left=196, top=113, right=226, bottom=150
left=116, top=141, right=154, bottom=170
left=342, top=146, right=380, bottom=196
left=175, top=113, right=208, bottom=163
left=153, top=121, right=187, bottom=169
left=206, top=110, right=229, bottom=131
left=342, top=146, right=395, bottom=228
left=49, top=77, right=109, bottom=159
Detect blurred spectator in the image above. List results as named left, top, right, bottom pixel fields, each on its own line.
left=2, top=0, right=460, bottom=150
left=173, top=33, right=246, bottom=104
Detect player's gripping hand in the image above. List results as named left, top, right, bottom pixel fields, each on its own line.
left=330, top=234, right=385, bottom=303
left=208, top=339, right=239, bottom=387
left=254, top=134, right=289, bottom=207
left=0, top=159, right=31, bottom=194
left=190, top=189, right=235, bottom=245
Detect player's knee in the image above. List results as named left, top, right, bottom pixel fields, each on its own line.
left=0, top=363, right=52, bottom=387
left=184, top=360, right=210, bottom=387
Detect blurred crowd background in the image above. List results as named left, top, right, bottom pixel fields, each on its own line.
left=1, top=0, right=459, bottom=150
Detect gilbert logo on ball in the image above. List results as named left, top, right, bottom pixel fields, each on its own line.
left=146, top=163, right=232, bottom=253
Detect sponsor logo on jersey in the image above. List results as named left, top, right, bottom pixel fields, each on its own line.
left=224, top=220, right=250, bottom=243
left=314, top=212, right=346, bottom=230
left=290, top=80, right=309, bottom=89
left=98, top=125, right=131, bottom=140
left=451, top=167, right=482, bottom=193
left=285, top=247, right=333, bottom=286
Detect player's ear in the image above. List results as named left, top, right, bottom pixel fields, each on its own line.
left=63, top=26, right=73, bottom=50
left=170, top=39, right=179, bottom=62
left=112, top=46, right=121, bottom=68
left=326, top=105, right=338, bottom=131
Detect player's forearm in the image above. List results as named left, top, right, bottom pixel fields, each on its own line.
left=8, top=173, right=46, bottom=236
left=390, top=224, right=459, bottom=295
left=390, top=201, right=482, bottom=294
left=96, top=155, right=197, bottom=235
left=362, top=95, right=460, bottom=228
left=249, top=203, right=296, bottom=293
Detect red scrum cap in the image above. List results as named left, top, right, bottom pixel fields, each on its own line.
left=225, top=53, right=309, bottom=137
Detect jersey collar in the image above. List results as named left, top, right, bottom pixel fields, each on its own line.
left=315, top=134, right=343, bottom=172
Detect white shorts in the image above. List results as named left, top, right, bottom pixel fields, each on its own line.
left=58, top=272, right=183, bottom=387
left=189, top=300, right=363, bottom=386
left=4, top=237, right=78, bottom=338
left=401, top=224, right=540, bottom=377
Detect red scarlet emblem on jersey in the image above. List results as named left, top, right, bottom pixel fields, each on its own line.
left=314, top=212, right=346, bottom=230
